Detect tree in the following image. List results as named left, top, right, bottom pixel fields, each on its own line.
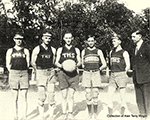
left=0, top=0, right=149, bottom=60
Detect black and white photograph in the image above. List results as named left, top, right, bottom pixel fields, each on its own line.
left=0, top=0, right=149, bottom=120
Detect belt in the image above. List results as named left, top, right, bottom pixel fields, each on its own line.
left=36, top=66, right=53, bottom=71
left=84, top=69, right=99, bottom=72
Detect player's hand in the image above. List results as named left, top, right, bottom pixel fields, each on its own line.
left=125, top=67, right=130, bottom=72
left=126, top=69, right=133, bottom=77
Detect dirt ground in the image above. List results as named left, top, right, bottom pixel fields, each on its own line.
left=0, top=82, right=142, bottom=120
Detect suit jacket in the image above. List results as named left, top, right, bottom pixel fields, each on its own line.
left=133, top=41, right=150, bottom=84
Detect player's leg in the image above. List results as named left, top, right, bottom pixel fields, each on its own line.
left=92, top=87, right=99, bottom=119
left=117, top=72, right=129, bottom=115
left=57, top=70, right=69, bottom=119
left=11, top=89, right=19, bottom=120
left=9, top=70, right=20, bottom=120
left=85, top=87, right=93, bottom=119
left=67, top=87, right=75, bottom=119
left=107, top=73, right=117, bottom=115
left=91, top=71, right=102, bottom=119
left=61, top=88, right=68, bottom=119
left=47, top=83, right=55, bottom=119
left=20, top=89, right=28, bottom=119
left=119, top=87, right=126, bottom=115
left=38, top=86, right=46, bottom=119
left=36, top=69, right=48, bottom=119
left=47, top=70, right=57, bottom=119
left=107, top=85, right=116, bottom=115
left=19, top=70, right=29, bottom=120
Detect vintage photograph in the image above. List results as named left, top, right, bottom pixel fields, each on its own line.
left=0, top=0, right=149, bottom=120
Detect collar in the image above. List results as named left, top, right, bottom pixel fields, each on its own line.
left=87, top=46, right=96, bottom=50
left=41, top=43, right=48, bottom=50
left=136, top=39, right=143, bottom=50
left=65, top=44, right=72, bottom=49
left=114, top=45, right=122, bottom=52
left=14, top=45, right=23, bottom=50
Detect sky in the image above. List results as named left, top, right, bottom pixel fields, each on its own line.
left=2, top=0, right=150, bottom=13
left=119, top=0, right=150, bottom=13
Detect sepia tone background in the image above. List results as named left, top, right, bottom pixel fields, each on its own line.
left=0, top=0, right=149, bottom=120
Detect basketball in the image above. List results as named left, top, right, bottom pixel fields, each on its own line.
left=62, top=59, right=76, bottom=72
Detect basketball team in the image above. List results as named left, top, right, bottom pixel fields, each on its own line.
left=5, top=28, right=150, bottom=120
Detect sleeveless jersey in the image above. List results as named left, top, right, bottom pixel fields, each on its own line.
left=84, top=48, right=101, bottom=70
left=11, top=48, right=27, bottom=70
left=59, top=46, right=77, bottom=64
left=36, top=45, right=54, bottom=69
left=110, top=49, right=126, bottom=72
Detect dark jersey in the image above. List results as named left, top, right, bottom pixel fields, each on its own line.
left=59, top=46, right=77, bottom=64
left=10, top=48, right=27, bottom=70
left=36, top=45, right=54, bottom=69
left=84, top=48, right=101, bottom=70
left=110, top=49, right=126, bottom=72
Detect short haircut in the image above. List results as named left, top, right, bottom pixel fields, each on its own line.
left=42, top=28, right=51, bottom=35
left=135, top=30, right=144, bottom=36
left=112, top=35, right=122, bottom=41
left=86, top=36, right=95, bottom=41
left=63, top=29, right=73, bottom=37
left=14, top=31, right=24, bottom=38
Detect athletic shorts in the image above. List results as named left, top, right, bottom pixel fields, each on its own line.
left=82, top=70, right=101, bottom=88
left=57, top=70, right=79, bottom=90
left=36, top=69, right=57, bottom=87
left=109, top=71, right=129, bottom=88
left=9, top=70, right=29, bottom=89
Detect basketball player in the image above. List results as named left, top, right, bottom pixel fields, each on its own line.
left=31, top=29, right=56, bottom=120
left=81, top=35, right=107, bottom=120
left=107, top=35, right=131, bottom=115
left=6, top=32, right=30, bottom=120
left=55, top=32, right=81, bottom=120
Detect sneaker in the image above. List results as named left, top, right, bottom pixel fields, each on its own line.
left=14, top=117, right=18, bottom=120
left=120, top=106, right=125, bottom=115
left=48, top=116, right=54, bottom=120
left=93, top=113, right=98, bottom=120
left=67, top=113, right=74, bottom=120
left=39, top=115, right=45, bottom=120
left=87, top=113, right=93, bottom=120
left=108, top=107, right=113, bottom=115
left=20, top=117, right=27, bottom=120
left=59, top=113, right=67, bottom=120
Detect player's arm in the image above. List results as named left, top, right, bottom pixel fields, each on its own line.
left=75, top=48, right=81, bottom=67
left=109, top=50, right=112, bottom=66
left=98, top=50, right=107, bottom=71
left=51, top=47, right=56, bottom=65
left=123, top=51, right=130, bottom=72
left=81, top=49, right=85, bottom=68
left=31, top=46, right=39, bottom=70
left=6, top=48, right=12, bottom=71
left=145, top=43, right=150, bottom=62
left=55, top=47, right=63, bottom=68
left=24, top=48, right=30, bottom=68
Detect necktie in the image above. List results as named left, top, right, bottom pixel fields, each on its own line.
left=135, top=46, right=138, bottom=55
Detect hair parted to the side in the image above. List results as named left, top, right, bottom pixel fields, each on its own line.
left=85, top=29, right=95, bottom=40
left=63, top=29, right=73, bottom=38
left=111, top=34, right=122, bottom=41
left=135, top=29, right=145, bottom=36
left=42, top=28, right=52, bottom=35
left=14, top=30, right=24, bottom=38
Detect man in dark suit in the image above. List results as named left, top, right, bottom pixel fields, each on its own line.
left=131, top=30, right=150, bottom=120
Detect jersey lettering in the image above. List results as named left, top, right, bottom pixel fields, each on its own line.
left=84, top=56, right=99, bottom=63
left=41, top=55, right=51, bottom=59
left=62, top=53, right=75, bottom=58
left=11, top=52, right=26, bottom=58
left=111, top=57, right=120, bottom=63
